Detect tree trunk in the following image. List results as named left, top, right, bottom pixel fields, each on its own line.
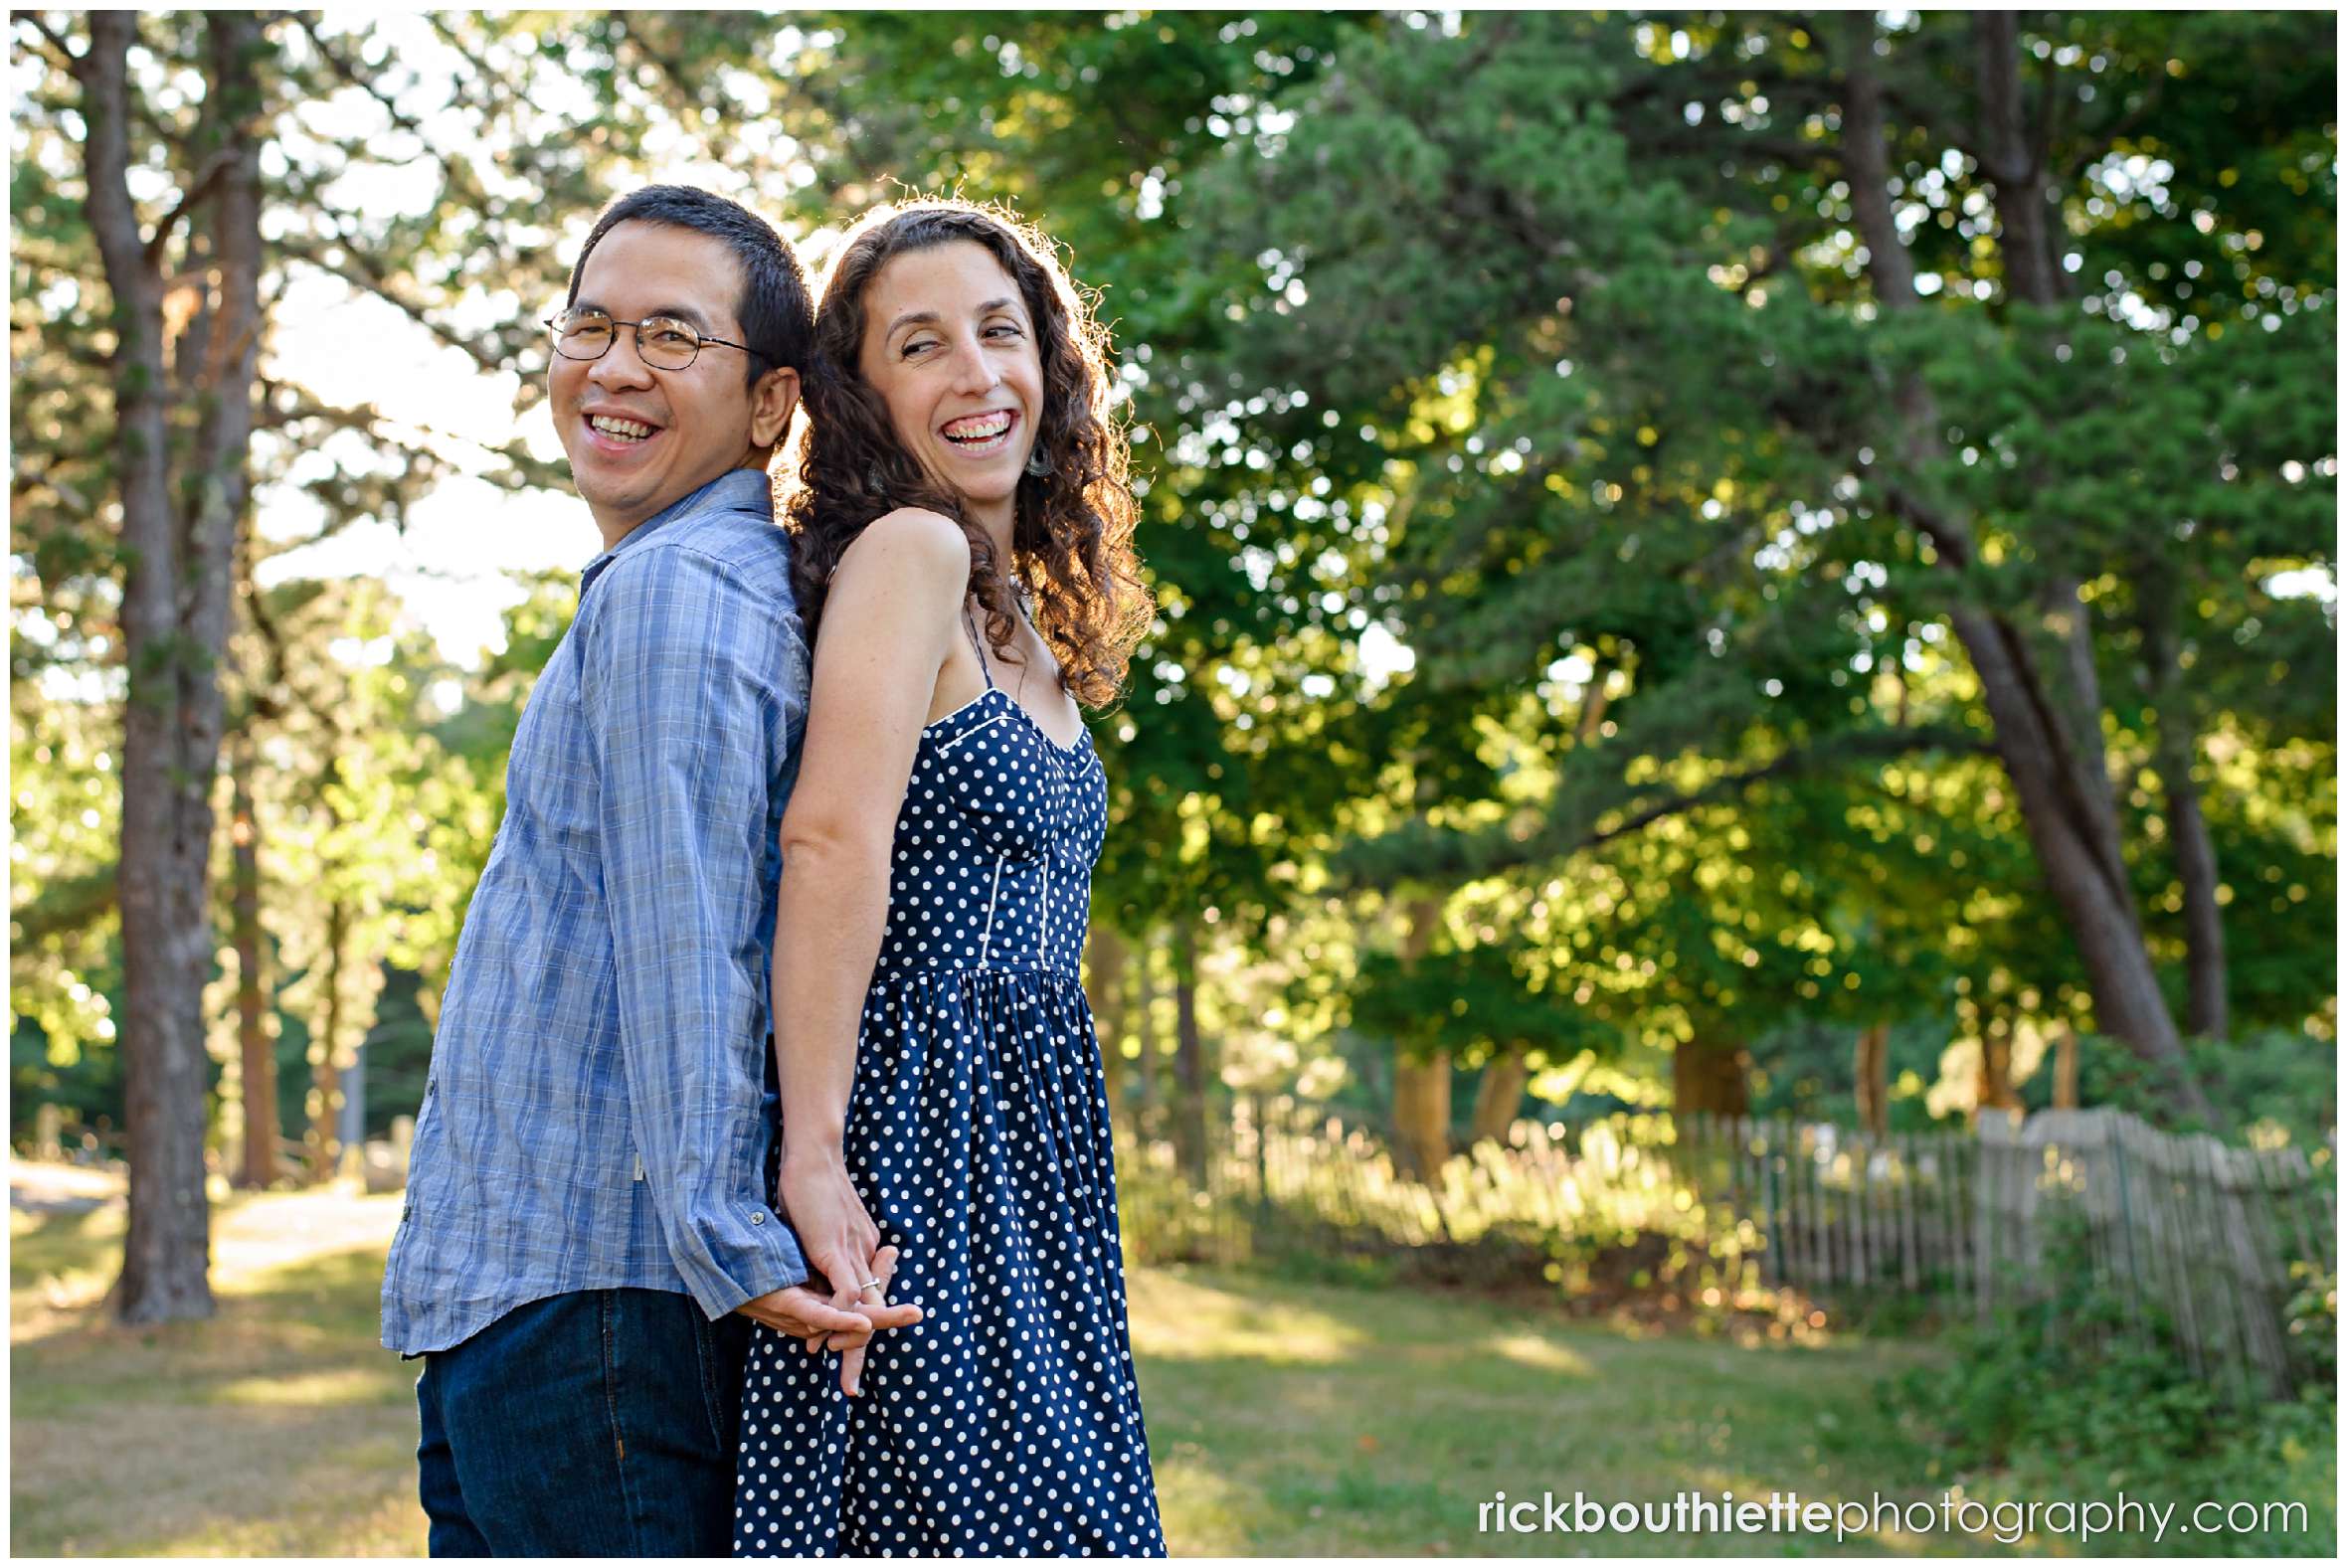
left=1673, top=1037, right=1750, bottom=1117
left=1391, top=1059, right=1451, bottom=1179
left=1976, top=1013, right=2020, bottom=1115
left=2053, top=1022, right=2079, bottom=1110
left=1971, top=12, right=2067, bottom=308
left=1468, top=1049, right=1530, bottom=1147
left=1838, top=14, right=2213, bottom=1123
left=1129, top=935, right=1157, bottom=1126
left=2154, top=732, right=2228, bottom=1040
left=1853, top=1022, right=1891, bottom=1137
left=1171, top=922, right=1210, bottom=1182
left=87, top=11, right=265, bottom=1322
left=2137, top=590, right=2229, bottom=1039
left=1390, top=895, right=1451, bottom=1178
left=1086, top=924, right=1130, bottom=1120
left=230, top=736, right=277, bottom=1188
left=308, top=895, right=351, bottom=1178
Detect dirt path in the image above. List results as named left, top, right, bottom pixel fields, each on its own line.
left=8, top=1157, right=128, bottom=1217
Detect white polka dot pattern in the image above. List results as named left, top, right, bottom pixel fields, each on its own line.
left=732, top=625, right=1166, bottom=1558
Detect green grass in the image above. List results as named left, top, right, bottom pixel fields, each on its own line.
left=1123, top=1267, right=1987, bottom=1556
left=11, top=1161, right=2318, bottom=1556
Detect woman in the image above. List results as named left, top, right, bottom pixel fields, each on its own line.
left=732, top=198, right=1165, bottom=1557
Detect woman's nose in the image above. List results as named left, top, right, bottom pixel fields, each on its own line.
left=945, top=332, right=999, bottom=394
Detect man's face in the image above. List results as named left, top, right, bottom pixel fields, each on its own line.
left=551, top=221, right=798, bottom=541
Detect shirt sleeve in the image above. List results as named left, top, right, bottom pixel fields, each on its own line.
left=577, top=540, right=810, bottom=1317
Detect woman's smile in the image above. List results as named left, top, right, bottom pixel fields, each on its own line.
left=938, top=408, right=1019, bottom=455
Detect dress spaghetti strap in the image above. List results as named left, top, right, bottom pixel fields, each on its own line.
left=963, top=602, right=995, bottom=690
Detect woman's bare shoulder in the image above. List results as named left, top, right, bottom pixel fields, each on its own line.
left=833, top=508, right=973, bottom=592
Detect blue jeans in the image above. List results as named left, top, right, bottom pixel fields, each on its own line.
left=415, top=1288, right=752, bottom=1556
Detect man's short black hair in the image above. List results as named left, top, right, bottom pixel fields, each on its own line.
left=566, top=185, right=812, bottom=391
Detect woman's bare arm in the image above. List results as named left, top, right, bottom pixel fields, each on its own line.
left=767, top=508, right=969, bottom=1393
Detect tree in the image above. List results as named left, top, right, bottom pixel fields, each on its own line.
left=1179, top=10, right=2334, bottom=1124
left=17, top=10, right=271, bottom=1321
left=9, top=9, right=669, bottom=1310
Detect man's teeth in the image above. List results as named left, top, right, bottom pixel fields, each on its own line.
left=943, top=413, right=1012, bottom=443
left=590, top=415, right=655, bottom=440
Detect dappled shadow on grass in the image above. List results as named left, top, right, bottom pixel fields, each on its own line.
left=11, top=1200, right=427, bottom=1555
left=14, top=1192, right=2030, bottom=1557
left=14, top=1392, right=426, bottom=1556
left=13, top=1244, right=407, bottom=1410
left=1127, top=1264, right=1993, bottom=1558
left=10, top=1201, right=427, bottom=1558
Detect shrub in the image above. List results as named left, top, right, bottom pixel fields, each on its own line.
left=1886, top=1197, right=2338, bottom=1554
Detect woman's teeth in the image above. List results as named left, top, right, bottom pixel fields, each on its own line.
left=590, top=415, right=655, bottom=442
left=942, top=412, right=1014, bottom=449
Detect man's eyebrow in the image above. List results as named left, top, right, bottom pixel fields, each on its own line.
left=573, top=299, right=718, bottom=331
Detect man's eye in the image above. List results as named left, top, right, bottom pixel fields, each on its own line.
left=650, top=326, right=696, bottom=348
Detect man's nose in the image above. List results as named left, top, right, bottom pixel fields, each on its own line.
left=589, top=327, right=658, bottom=392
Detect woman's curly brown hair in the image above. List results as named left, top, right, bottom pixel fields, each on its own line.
left=784, top=197, right=1150, bottom=707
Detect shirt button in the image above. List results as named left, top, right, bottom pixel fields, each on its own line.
left=750, top=1212, right=766, bottom=1226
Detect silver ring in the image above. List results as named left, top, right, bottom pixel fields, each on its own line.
left=858, top=1279, right=883, bottom=1294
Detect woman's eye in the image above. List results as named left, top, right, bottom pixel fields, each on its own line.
left=901, top=338, right=938, bottom=357
left=987, top=323, right=1024, bottom=339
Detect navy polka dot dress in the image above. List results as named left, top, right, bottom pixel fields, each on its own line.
left=733, top=604, right=1166, bottom=1558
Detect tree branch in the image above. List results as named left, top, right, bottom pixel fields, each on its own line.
left=1332, top=725, right=1992, bottom=886
left=1582, top=726, right=1993, bottom=850
left=10, top=867, right=119, bottom=947
left=142, top=147, right=240, bottom=269
left=19, top=12, right=85, bottom=73
left=293, top=14, right=428, bottom=143
left=275, top=237, right=511, bottom=376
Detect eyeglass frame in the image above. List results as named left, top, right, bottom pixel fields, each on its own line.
left=542, top=306, right=767, bottom=372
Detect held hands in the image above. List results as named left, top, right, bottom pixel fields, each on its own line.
left=782, top=1149, right=884, bottom=1308
left=732, top=1251, right=922, bottom=1397
left=764, top=1149, right=922, bottom=1396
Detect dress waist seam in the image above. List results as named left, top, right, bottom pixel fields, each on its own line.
left=870, top=961, right=1082, bottom=986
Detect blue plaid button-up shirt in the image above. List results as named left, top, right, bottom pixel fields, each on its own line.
left=382, top=469, right=812, bottom=1354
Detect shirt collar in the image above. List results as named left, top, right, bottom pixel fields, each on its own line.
left=580, top=468, right=774, bottom=597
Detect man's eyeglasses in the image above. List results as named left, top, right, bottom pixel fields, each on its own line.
left=544, top=307, right=761, bottom=372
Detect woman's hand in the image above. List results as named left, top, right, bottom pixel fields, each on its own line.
left=780, top=1148, right=884, bottom=1313
left=830, top=1244, right=912, bottom=1397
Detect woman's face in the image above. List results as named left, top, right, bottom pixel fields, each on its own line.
left=857, top=241, right=1045, bottom=525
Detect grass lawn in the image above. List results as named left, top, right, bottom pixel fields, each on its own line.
left=7, top=1159, right=2305, bottom=1557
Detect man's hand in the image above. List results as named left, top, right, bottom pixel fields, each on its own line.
left=733, top=1252, right=922, bottom=1398
left=733, top=1283, right=876, bottom=1351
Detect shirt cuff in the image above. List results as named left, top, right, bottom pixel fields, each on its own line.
left=678, top=1197, right=811, bottom=1320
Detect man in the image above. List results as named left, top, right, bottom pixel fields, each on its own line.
left=381, top=186, right=916, bottom=1556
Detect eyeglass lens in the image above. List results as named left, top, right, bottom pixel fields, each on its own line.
left=554, top=312, right=702, bottom=369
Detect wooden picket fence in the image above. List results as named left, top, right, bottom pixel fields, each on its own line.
left=1119, top=1098, right=2337, bottom=1403
left=1969, top=1108, right=2337, bottom=1402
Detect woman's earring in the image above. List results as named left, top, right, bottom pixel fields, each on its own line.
left=1024, top=444, right=1051, bottom=478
